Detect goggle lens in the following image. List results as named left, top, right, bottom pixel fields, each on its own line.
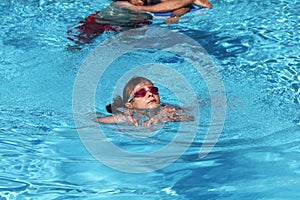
left=127, top=86, right=158, bottom=102
left=134, top=87, right=158, bottom=98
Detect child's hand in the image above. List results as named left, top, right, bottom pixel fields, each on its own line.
left=127, top=115, right=139, bottom=127
left=114, top=113, right=138, bottom=127
left=141, top=118, right=160, bottom=127
left=123, top=110, right=139, bottom=127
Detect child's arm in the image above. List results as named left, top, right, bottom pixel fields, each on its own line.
left=168, top=108, right=195, bottom=122
left=93, top=115, right=116, bottom=124
left=93, top=113, right=139, bottom=126
left=140, top=105, right=194, bottom=126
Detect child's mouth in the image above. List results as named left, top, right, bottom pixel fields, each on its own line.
left=147, top=99, right=157, bottom=104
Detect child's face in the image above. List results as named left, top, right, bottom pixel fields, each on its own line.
left=127, top=81, right=160, bottom=109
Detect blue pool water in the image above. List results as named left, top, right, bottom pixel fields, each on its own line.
left=1, top=0, right=300, bottom=199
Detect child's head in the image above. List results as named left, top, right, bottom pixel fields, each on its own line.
left=123, top=76, right=160, bottom=109
left=106, top=76, right=160, bottom=113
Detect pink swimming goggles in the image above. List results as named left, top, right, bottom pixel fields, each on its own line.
left=127, top=87, right=158, bottom=102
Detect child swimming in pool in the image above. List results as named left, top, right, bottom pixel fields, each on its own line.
left=93, top=76, right=194, bottom=126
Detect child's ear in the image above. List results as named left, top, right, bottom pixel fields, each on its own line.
left=125, top=102, right=133, bottom=108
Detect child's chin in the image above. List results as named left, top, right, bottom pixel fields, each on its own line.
left=147, top=102, right=160, bottom=109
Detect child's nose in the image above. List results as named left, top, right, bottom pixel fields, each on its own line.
left=147, top=91, right=154, bottom=97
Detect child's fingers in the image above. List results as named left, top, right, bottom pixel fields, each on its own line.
left=127, top=116, right=138, bottom=127
left=142, top=118, right=159, bottom=126
left=152, top=118, right=159, bottom=125
left=141, top=120, right=151, bottom=127
left=132, top=118, right=138, bottom=127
